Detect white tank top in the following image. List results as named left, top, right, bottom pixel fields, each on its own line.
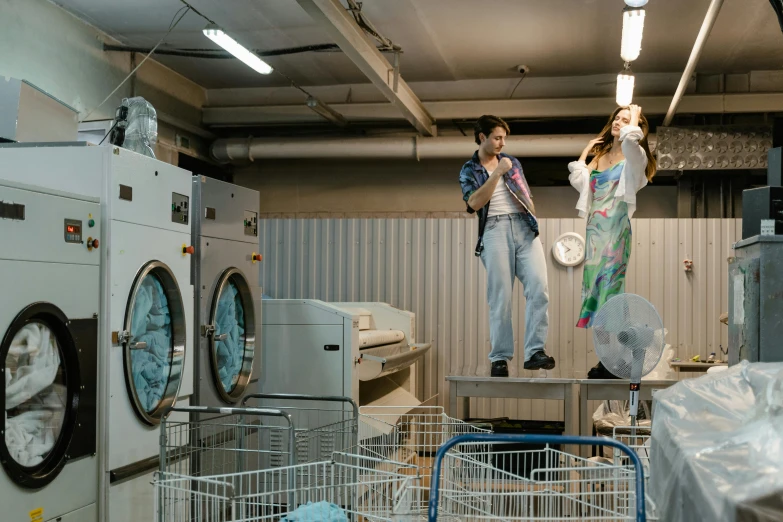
left=487, top=176, right=525, bottom=217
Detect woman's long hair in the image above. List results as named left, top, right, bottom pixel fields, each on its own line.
left=591, top=106, right=657, bottom=182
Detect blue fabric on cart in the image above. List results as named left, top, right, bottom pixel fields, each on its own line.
left=214, top=280, right=245, bottom=393
left=280, top=501, right=348, bottom=522
left=130, top=274, right=172, bottom=412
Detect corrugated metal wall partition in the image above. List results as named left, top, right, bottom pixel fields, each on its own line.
left=260, top=217, right=742, bottom=422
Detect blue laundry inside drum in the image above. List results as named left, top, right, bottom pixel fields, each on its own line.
left=214, top=280, right=245, bottom=394
left=129, top=273, right=173, bottom=413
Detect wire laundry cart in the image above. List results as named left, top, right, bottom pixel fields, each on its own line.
left=415, top=433, right=648, bottom=522
left=356, top=406, right=491, bottom=479
left=241, top=393, right=360, bottom=465
left=610, top=425, right=658, bottom=521
left=158, top=405, right=298, bottom=480
left=154, top=450, right=417, bottom=522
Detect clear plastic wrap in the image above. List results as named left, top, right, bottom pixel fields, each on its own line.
left=650, top=361, right=783, bottom=522
left=116, top=97, right=157, bottom=158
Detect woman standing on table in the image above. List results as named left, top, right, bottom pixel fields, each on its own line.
left=568, top=104, right=657, bottom=330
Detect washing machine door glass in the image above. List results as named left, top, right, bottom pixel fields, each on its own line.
left=5, top=322, right=67, bottom=467
left=0, top=302, right=90, bottom=489
left=208, top=268, right=255, bottom=403
left=124, top=261, right=186, bottom=425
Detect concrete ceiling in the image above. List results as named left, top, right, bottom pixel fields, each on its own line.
left=54, top=0, right=783, bottom=90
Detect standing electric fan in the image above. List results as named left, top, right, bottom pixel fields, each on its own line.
left=592, top=293, right=665, bottom=425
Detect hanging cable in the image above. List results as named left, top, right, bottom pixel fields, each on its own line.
left=80, top=5, right=190, bottom=122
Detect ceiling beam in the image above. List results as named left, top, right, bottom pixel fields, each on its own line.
left=202, top=92, right=783, bottom=127
left=295, top=0, right=437, bottom=136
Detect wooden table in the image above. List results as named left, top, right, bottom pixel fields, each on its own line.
left=670, top=361, right=728, bottom=374
left=446, top=376, right=579, bottom=453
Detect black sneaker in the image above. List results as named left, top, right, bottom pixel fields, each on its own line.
left=524, top=351, right=556, bottom=370
left=491, top=360, right=509, bottom=377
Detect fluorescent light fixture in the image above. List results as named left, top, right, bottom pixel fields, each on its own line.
left=203, top=25, right=272, bottom=75
left=621, top=8, right=646, bottom=62
left=306, top=96, right=347, bottom=127
left=616, top=71, right=635, bottom=106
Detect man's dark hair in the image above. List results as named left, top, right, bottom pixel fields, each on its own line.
left=474, top=115, right=510, bottom=145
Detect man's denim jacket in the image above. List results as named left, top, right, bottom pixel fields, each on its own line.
left=459, top=151, right=539, bottom=256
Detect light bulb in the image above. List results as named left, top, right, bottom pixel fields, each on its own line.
left=621, top=8, right=646, bottom=62
left=616, top=72, right=635, bottom=106
left=625, top=0, right=648, bottom=6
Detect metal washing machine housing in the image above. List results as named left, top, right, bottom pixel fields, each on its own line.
left=0, top=178, right=100, bottom=522
left=192, top=176, right=262, bottom=410
left=0, top=144, right=195, bottom=522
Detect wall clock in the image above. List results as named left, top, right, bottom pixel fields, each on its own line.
left=552, top=232, right=585, bottom=267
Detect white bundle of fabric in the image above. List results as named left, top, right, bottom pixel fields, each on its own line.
left=5, top=323, right=63, bottom=466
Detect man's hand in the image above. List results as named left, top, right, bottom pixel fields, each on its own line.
left=495, top=157, right=513, bottom=176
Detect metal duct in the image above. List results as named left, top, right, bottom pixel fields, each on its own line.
left=211, top=134, right=605, bottom=163
left=663, top=0, right=725, bottom=126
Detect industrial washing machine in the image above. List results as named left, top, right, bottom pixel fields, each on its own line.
left=192, top=176, right=262, bottom=408
left=0, top=144, right=195, bottom=522
left=0, top=178, right=100, bottom=522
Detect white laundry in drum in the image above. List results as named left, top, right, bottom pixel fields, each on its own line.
left=5, top=323, right=67, bottom=467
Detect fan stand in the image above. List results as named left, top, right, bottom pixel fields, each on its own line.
left=629, top=345, right=646, bottom=426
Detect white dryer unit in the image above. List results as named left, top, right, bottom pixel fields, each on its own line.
left=0, top=144, right=194, bottom=522
left=192, top=176, right=262, bottom=408
left=0, top=179, right=100, bottom=522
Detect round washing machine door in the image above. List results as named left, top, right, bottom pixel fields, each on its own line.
left=207, top=268, right=256, bottom=403
left=122, top=261, right=186, bottom=426
left=0, top=304, right=82, bottom=488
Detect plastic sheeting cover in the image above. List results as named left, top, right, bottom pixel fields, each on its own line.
left=122, top=97, right=157, bottom=158
left=130, top=274, right=173, bottom=413
left=650, top=361, right=783, bottom=522
left=5, top=323, right=66, bottom=467
left=214, top=280, right=245, bottom=394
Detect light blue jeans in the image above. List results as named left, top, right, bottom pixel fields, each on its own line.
left=480, top=213, right=549, bottom=363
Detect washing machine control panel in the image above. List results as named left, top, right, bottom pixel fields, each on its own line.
left=64, top=219, right=83, bottom=243
left=244, top=210, right=258, bottom=237
left=171, top=192, right=189, bottom=225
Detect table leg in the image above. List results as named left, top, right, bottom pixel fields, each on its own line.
left=449, top=381, right=458, bottom=419
left=580, top=383, right=590, bottom=458
left=563, top=383, right=577, bottom=456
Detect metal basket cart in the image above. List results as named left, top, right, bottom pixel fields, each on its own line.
left=154, top=451, right=417, bottom=522
left=159, top=405, right=297, bottom=483
left=611, top=425, right=658, bottom=520
left=417, top=433, right=648, bottom=522
left=242, top=393, right=359, bottom=465
left=357, top=406, right=492, bottom=482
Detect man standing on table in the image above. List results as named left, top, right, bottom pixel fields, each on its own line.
left=458, top=115, right=554, bottom=377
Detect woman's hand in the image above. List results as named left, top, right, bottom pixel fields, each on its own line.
left=578, top=136, right=603, bottom=163
left=585, top=136, right=603, bottom=152
left=629, top=104, right=642, bottom=127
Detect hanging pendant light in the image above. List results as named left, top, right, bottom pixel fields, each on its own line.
left=621, top=7, right=646, bottom=62
left=616, top=68, right=635, bottom=106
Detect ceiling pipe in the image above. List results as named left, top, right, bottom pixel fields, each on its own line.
left=663, top=0, right=725, bottom=126
left=210, top=134, right=659, bottom=163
